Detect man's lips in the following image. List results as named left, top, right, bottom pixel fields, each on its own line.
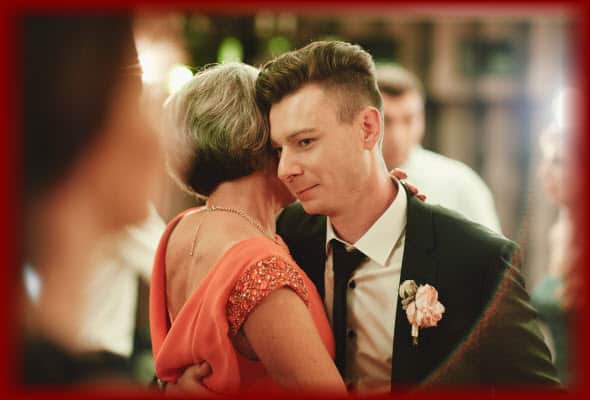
left=294, top=184, right=319, bottom=196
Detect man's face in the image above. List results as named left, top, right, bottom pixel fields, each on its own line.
left=538, top=138, right=572, bottom=208
left=381, top=90, right=424, bottom=170
left=269, top=83, right=369, bottom=217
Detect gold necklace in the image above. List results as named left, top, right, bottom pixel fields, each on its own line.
left=189, top=204, right=279, bottom=256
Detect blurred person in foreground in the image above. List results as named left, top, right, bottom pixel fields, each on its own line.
left=376, top=64, right=501, bottom=233
left=149, top=62, right=347, bottom=395
left=22, top=15, right=162, bottom=385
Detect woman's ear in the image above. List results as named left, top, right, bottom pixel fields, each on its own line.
left=359, top=106, right=382, bottom=150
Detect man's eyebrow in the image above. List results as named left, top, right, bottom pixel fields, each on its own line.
left=287, top=128, right=316, bottom=141
left=271, top=128, right=316, bottom=147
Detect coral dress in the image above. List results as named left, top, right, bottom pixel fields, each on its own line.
left=150, top=208, right=335, bottom=394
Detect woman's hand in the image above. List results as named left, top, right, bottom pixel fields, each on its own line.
left=390, top=168, right=426, bottom=202
left=165, top=362, right=219, bottom=397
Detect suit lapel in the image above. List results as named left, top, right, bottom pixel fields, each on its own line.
left=302, top=214, right=327, bottom=298
left=391, top=185, right=438, bottom=386
left=277, top=203, right=327, bottom=298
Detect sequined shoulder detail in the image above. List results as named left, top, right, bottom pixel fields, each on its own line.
left=226, top=256, right=309, bottom=336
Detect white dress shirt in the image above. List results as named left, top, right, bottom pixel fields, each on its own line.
left=325, top=180, right=408, bottom=393
left=401, top=146, right=501, bottom=233
left=74, top=204, right=165, bottom=356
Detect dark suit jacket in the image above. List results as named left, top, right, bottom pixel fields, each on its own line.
left=276, top=185, right=560, bottom=388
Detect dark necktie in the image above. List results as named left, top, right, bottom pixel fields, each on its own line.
left=331, top=239, right=366, bottom=378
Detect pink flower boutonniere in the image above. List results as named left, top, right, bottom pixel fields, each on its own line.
left=399, top=280, right=445, bottom=346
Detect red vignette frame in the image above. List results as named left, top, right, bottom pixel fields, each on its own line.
left=0, top=0, right=588, bottom=399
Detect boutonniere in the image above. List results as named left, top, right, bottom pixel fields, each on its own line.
left=399, top=280, right=445, bottom=346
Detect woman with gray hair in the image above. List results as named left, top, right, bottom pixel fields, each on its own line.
left=149, top=63, right=346, bottom=395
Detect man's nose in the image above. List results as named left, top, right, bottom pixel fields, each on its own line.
left=277, top=149, right=303, bottom=182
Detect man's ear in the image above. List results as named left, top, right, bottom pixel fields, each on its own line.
left=359, top=106, right=382, bottom=150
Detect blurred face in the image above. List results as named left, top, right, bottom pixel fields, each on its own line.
left=269, top=83, right=369, bottom=217
left=538, top=136, right=572, bottom=207
left=381, top=90, right=425, bottom=170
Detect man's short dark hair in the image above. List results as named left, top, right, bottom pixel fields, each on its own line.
left=256, top=40, right=382, bottom=124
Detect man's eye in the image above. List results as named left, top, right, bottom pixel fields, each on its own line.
left=299, top=138, right=314, bottom=147
left=273, top=147, right=283, bottom=156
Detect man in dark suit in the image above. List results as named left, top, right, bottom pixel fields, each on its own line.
left=276, top=196, right=558, bottom=389
left=256, top=40, right=559, bottom=391
left=170, top=40, right=559, bottom=393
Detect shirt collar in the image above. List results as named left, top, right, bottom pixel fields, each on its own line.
left=326, top=177, right=408, bottom=266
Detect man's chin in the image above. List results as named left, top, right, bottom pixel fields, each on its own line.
left=297, top=199, right=325, bottom=216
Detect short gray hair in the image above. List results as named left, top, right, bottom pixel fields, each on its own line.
left=164, top=62, right=271, bottom=197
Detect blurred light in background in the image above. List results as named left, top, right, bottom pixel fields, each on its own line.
left=553, top=88, right=566, bottom=128
left=137, top=38, right=188, bottom=87
left=167, top=64, right=194, bottom=94
left=23, top=263, right=41, bottom=303
left=276, top=13, right=297, bottom=33
left=137, top=39, right=159, bottom=84
left=553, top=87, right=576, bottom=129
left=266, top=36, right=292, bottom=56
left=255, top=12, right=275, bottom=35
left=217, top=37, right=244, bottom=63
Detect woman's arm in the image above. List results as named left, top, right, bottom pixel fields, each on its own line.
left=243, top=287, right=346, bottom=395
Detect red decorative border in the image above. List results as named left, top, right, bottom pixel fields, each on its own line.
left=2, top=1, right=587, bottom=399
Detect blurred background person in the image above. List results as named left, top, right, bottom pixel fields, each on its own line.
left=530, top=89, right=579, bottom=385
left=22, top=14, right=162, bottom=385
left=376, top=64, right=501, bottom=233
